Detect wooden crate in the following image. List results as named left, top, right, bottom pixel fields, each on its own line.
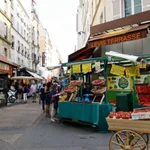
left=106, top=117, right=150, bottom=134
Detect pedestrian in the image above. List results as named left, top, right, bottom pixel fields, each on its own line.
left=50, top=83, right=59, bottom=122
left=17, top=84, right=23, bottom=103
left=23, top=84, right=27, bottom=104
left=31, top=81, right=37, bottom=103
left=40, top=83, right=47, bottom=113
left=45, top=83, right=51, bottom=117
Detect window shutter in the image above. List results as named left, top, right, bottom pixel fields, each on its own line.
left=4, top=24, right=7, bottom=38
left=113, top=0, right=123, bottom=20
left=142, top=0, right=150, bottom=11
left=0, top=21, right=3, bottom=37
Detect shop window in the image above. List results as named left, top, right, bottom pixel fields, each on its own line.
left=4, top=48, right=7, bottom=57
left=124, top=0, right=142, bottom=17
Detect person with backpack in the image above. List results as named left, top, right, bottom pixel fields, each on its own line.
left=40, top=84, right=47, bottom=113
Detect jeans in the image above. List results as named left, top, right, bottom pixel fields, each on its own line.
left=42, top=99, right=45, bottom=111
left=23, top=93, right=27, bottom=101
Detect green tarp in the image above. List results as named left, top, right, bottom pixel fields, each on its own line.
left=58, top=102, right=112, bottom=131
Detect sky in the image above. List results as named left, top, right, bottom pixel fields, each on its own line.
left=36, top=0, right=79, bottom=62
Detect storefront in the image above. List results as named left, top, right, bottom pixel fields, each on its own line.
left=68, top=10, right=150, bottom=62
left=0, top=55, right=18, bottom=107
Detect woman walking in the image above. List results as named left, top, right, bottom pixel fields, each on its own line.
left=40, top=84, right=47, bottom=113
left=23, top=84, right=28, bottom=103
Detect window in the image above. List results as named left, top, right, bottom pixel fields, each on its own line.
left=11, top=35, right=14, bottom=49
left=11, top=0, right=14, bottom=9
left=24, top=30, right=26, bottom=39
left=22, top=44, right=24, bottom=55
left=4, top=0, right=8, bottom=14
left=11, top=14, right=14, bottom=25
left=124, top=0, right=142, bottom=17
left=4, top=23, right=7, bottom=39
left=100, top=13, right=103, bottom=24
left=18, top=41, right=20, bottom=52
left=17, top=22, right=19, bottom=31
left=18, top=58, right=20, bottom=64
left=4, top=48, right=7, bottom=57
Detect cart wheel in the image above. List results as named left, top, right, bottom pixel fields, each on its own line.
left=109, top=129, right=148, bottom=150
left=142, top=134, right=149, bottom=145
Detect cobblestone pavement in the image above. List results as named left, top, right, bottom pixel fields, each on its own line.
left=2, top=99, right=149, bottom=150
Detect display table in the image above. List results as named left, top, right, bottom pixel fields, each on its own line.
left=58, top=102, right=112, bottom=131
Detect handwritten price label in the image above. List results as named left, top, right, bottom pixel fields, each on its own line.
left=82, top=63, right=92, bottom=73
left=72, top=65, right=81, bottom=73
left=110, top=64, right=125, bottom=76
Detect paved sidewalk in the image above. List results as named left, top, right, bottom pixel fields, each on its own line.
left=0, top=98, right=42, bottom=129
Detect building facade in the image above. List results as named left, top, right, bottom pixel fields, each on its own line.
left=39, top=25, right=61, bottom=79
left=10, top=0, right=31, bottom=69
left=76, top=0, right=150, bottom=55
left=0, top=0, right=11, bottom=61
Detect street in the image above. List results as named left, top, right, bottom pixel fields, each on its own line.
left=0, top=99, right=112, bottom=150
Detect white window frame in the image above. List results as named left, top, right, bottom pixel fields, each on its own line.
left=123, top=0, right=142, bottom=17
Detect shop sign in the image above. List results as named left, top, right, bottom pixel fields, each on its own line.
left=107, top=76, right=132, bottom=90
left=72, top=64, right=81, bottom=73
left=0, top=62, right=9, bottom=71
left=0, top=55, right=7, bottom=62
left=110, top=64, right=125, bottom=76
left=82, top=63, right=92, bottom=73
left=118, top=77, right=129, bottom=89
left=89, top=30, right=147, bottom=48
left=126, top=66, right=140, bottom=77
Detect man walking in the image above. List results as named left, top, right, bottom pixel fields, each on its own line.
left=31, top=81, right=37, bottom=103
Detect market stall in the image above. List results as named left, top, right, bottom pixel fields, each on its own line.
left=58, top=52, right=150, bottom=132
left=58, top=57, right=113, bottom=131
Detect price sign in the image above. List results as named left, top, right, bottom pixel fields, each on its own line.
left=139, top=62, right=146, bottom=69
left=72, top=65, right=81, bottom=73
left=82, top=63, right=92, bottom=73
left=126, top=66, right=140, bottom=77
left=110, top=64, right=125, bottom=76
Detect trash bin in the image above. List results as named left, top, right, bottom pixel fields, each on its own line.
left=116, top=93, right=133, bottom=112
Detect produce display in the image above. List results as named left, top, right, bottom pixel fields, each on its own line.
left=136, top=84, right=150, bottom=106
left=136, top=85, right=150, bottom=93
left=132, top=107, right=150, bottom=120
left=108, top=111, right=132, bottom=119
left=92, top=79, right=104, bottom=86
left=64, top=86, right=76, bottom=93
left=138, top=95, right=150, bottom=106
left=70, top=80, right=83, bottom=86
left=91, top=87, right=106, bottom=95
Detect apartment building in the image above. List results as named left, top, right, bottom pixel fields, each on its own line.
left=76, top=0, right=100, bottom=50
left=39, top=24, right=61, bottom=79
left=76, top=0, right=150, bottom=57
left=30, top=5, right=40, bottom=71
left=10, top=0, right=31, bottom=69
left=0, top=0, right=11, bottom=60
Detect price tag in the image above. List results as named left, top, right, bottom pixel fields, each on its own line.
left=72, top=65, right=81, bottom=73
left=82, top=63, right=92, bottom=73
